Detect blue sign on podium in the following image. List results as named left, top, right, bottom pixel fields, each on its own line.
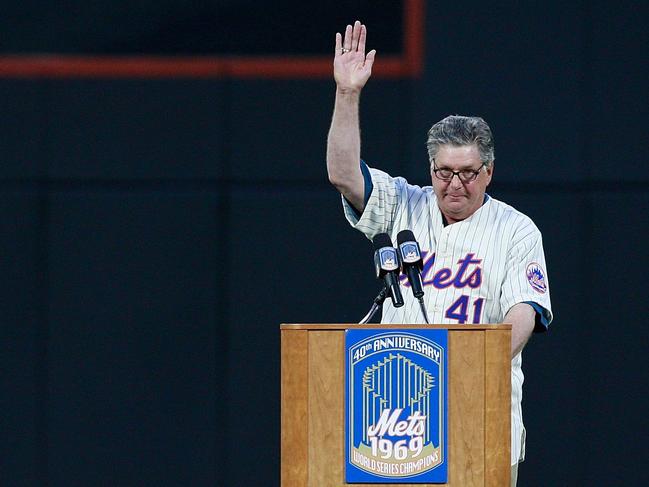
left=345, top=329, right=448, bottom=483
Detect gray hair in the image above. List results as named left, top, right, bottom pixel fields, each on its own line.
left=426, top=115, right=495, bottom=167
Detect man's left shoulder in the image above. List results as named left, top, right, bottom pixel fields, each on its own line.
left=487, top=196, right=536, bottom=226
left=486, top=196, right=541, bottom=233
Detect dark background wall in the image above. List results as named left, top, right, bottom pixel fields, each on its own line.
left=2, top=1, right=648, bottom=486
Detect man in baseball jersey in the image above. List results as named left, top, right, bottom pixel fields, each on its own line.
left=327, top=21, right=553, bottom=486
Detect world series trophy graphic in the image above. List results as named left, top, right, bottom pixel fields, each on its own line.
left=346, top=330, right=448, bottom=483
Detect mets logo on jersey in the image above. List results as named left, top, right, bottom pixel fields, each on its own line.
left=526, top=262, right=547, bottom=294
left=345, top=329, right=448, bottom=483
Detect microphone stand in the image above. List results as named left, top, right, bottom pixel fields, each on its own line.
left=418, top=296, right=431, bottom=324
left=358, top=287, right=388, bottom=324
left=359, top=288, right=432, bottom=325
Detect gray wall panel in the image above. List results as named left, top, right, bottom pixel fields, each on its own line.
left=0, top=191, right=41, bottom=486
left=46, top=190, right=221, bottom=486
left=0, top=81, right=46, bottom=179
left=46, top=81, right=225, bottom=180
left=582, top=191, right=649, bottom=483
left=357, top=79, right=412, bottom=178
left=587, top=4, right=648, bottom=182
left=229, top=80, right=331, bottom=182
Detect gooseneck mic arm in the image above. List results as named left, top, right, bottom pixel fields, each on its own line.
left=358, top=287, right=388, bottom=324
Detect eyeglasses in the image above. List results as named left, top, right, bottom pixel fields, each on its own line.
left=431, top=161, right=485, bottom=183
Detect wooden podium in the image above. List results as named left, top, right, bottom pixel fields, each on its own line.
left=281, top=324, right=511, bottom=487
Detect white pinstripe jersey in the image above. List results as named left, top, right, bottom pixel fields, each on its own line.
left=343, top=166, right=553, bottom=465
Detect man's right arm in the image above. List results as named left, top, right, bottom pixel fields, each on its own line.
left=326, top=21, right=376, bottom=213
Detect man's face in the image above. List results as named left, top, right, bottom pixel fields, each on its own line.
left=430, top=144, right=493, bottom=223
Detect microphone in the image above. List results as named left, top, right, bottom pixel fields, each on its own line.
left=397, top=230, right=424, bottom=299
left=372, top=233, right=404, bottom=308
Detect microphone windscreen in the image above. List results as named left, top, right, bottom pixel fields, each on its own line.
left=396, top=230, right=416, bottom=246
left=372, top=233, right=393, bottom=250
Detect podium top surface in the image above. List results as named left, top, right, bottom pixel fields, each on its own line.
left=280, top=323, right=511, bottom=330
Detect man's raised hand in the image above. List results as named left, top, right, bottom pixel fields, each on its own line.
left=334, top=20, right=377, bottom=94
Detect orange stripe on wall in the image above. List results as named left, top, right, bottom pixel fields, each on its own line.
left=0, top=1, right=424, bottom=79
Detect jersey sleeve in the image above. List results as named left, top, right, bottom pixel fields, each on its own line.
left=342, top=165, right=410, bottom=239
left=500, top=222, right=553, bottom=330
